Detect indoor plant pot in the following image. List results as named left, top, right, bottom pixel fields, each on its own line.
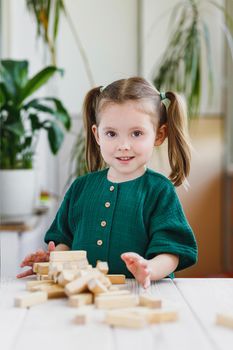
left=0, top=59, right=71, bottom=218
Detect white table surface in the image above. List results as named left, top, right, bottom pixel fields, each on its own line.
left=0, top=278, right=232, bottom=350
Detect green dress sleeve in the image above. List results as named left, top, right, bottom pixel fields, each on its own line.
left=44, top=185, right=74, bottom=248
left=145, top=182, right=198, bottom=271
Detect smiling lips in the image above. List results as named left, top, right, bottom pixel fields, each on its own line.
left=116, top=156, right=135, bottom=162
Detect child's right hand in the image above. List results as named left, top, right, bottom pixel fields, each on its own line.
left=16, top=241, right=56, bottom=279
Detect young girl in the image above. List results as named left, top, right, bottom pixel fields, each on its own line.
left=17, top=77, right=197, bottom=288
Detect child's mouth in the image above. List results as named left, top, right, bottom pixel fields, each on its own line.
left=116, top=156, right=134, bottom=163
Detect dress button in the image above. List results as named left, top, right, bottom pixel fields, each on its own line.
left=97, top=240, right=103, bottom=246
left=110, top=185, right=115, bottom=191
left=101, top=220, right=107, bottom=227
left=105, top=202, right=110, bottom=208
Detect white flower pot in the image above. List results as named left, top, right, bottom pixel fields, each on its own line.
left=0, top=169, right=36, bottom=218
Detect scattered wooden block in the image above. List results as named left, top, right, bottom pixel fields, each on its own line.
left=57, top=270, right=78, bottom=286
left=99, top=274, right=112, bottom=288
left=33, top=263, right=39, bottom=273
left=216, top=313, right=233, bottom=329
left=15, top=291, right=48, bottom=308
left=36, top=262, right=50, bottom=275
left=135, top=307, right=178, bottom=324
left=87, top=278, right=108, bottom=294
left=39, top=275, right=51, bottom=281
left=32, top=284, right=66, bottom=298
left=105, top=310, right=146, bottom=328
left=26, top=280, right=54, bottom=291
left=65, top=271, right=101, bottom=296
left=108, top=285, right=120, bottom=291
left=68, top=293, right=93, bottom=307
left=95, top=294, right=139, bottom=309
left=96, top=290, right=130, bottom=298
left=96, top=261, right=109, bottom=274
left=139, top=294, right=162, bottom=308
left=63, top=259, right=89, bottom=269
left=73, top=313, right=88, bottom=325
left=50, top=250, right=87, bottom=262
left=106, top=274, right=126, bottom=284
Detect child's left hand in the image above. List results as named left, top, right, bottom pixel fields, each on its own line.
left=121, top=252, right=151, bottom=289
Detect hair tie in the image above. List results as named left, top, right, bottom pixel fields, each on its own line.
left=100, top=84, right=108, bottom=93
left=160, top=92, right=166, bottom=100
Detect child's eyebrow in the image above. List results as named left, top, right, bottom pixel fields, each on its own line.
left=102, top=126, right=147, bottom=131
left=102, top=127, right=118, bottom=131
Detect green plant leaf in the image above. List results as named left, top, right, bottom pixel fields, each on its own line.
left=47, top=121, right=64, bottom=154
left=0, top=60, right=28, bottom=95
left=44, top=97, right=71, bottom=130
left=17, top=66, right=63, bottom=106
left=4, top=122, right=25, bottom=136
left=24, top=97, right=71, bottom=130
left=0, top=83, right=6, bottom=107
left=29, top=113, right=41, bottom=132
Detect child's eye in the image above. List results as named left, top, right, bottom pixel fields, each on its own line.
left=106, top=131, right=116, bottom=137
left=132, top=130, right=143, bottom=137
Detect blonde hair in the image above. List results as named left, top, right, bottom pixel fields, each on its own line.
left=82, top=77, right=191, bottom=186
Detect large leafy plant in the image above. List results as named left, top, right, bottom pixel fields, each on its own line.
left=152, top=0, right=233, bottom=116
left=0, top=59, right=71, bottom=169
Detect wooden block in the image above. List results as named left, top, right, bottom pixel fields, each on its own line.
left=216, top=313, right=233, bottom=329
left=108, top=285, right=120, bottom=291
left=15, top=291, right=48, bottom=308
left=139, top=294, right=162, bottom=308
left=95, top=294, right=139, bottom=309
left=99, top=274, right=112, bottom=288
left=57, top=270, right=78, bottom=286
left=49, top=262, right=64, bottom=272
left=73, top=313, right=88, bottom=325
left=26, top=280, right=54, bottom=291
left=134, top=307, right=178, bottom=324
left=39, top=275, right=51, bottom=280
left=65, top=270, right=101, bottom=296
left=36, top=262, right=50, bottom=275
left=50, top=250, right=87, bottom=262
left=105, top=310, right=146, bottom=328
left=33, top=263, right=39, bottom=273
left=68, top=293, right=93, bottom=307
left=87, top=278, right=108, bottom=294
left=96, top=290, right=131, bottom=298
left=63, top=259, right=89, bottom=269
left=96, top=261, right=109, bottom=274
left=32, top=284, right=66, bottom=298
left=106, top=275, right=126, bottom=284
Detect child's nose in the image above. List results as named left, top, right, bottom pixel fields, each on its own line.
left=117, top=138, right=131, bottom=150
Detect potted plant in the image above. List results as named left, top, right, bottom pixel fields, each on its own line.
left=152, top=0, right=233, bottom=116
left=0, top=59, right=71, bottom=217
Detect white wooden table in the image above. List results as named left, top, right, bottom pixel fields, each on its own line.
left=0, top=278, right=232, bottom=350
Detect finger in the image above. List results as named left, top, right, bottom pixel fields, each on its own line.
left=20, top=261, right=34, bottom=268
left=16, top=268, right=34, bottom=279
left=35, top=249, right=45, bottom=255
left=20, top=253, right=36, bottom=265
left=34, top=254, right=47, bottom=263
left=143, top=276, right=151, bottom=289
left=48, top=241, right=56, bottom=252
left=121, top=252, right=142, bottom=261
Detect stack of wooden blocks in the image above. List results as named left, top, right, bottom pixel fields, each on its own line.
left=14, top=250, right=179, bottom=328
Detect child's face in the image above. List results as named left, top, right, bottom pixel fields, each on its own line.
left=92, top=101, right=166, bottom=182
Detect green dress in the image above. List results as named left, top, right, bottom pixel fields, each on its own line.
left=44, top=168, right=198, bottom=278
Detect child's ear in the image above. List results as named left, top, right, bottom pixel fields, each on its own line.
left=91, top=124, right=100, bottom=145
left=155, top=124, right=167, bottom=146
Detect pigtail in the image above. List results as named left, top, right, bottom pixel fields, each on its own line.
left=83, top=87, right=105, bottom=172
left=165, top=91, right=191, bottom=186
